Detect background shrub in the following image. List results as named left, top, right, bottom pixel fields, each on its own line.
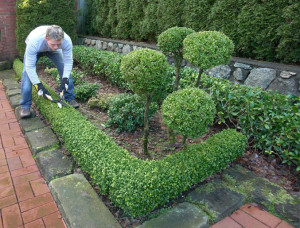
left=87, top=93, right=115, bottom=110
left=107, top=93, right=158, bottom=132
left=161, top=88, right=216, bottom=144
left=16, top=0, right=77, bottom=57
left=75, top=82, right=100, bottom=101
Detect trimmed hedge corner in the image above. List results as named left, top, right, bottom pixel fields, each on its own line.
left=13, top=59, right=247, bottom=216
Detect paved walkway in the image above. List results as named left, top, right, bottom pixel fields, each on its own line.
left=0, top=81, right=66, bottom=228
left=0, top=78, right=294, bottom=228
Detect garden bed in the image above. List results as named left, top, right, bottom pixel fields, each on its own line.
left=34, top=63, right=298, bottom=226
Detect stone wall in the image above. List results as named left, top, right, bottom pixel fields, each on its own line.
left=78, top=36, right=300, bottom=97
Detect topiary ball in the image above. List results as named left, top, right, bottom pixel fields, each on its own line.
left=157, top=26, right=195, bottom=57
left=120, top=48, right=169, bottom=97
left=161, top=88, right=216, bottom=138
left=183, top=31, right=234, bottom=70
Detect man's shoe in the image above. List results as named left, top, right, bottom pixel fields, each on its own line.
left=68, top=99, right=79, bottom=109
left=19, top=107, right=31, bottom=118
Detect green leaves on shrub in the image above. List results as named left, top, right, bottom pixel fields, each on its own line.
left=74, top=82, right=100, bottom=101
left=199, top=74, right=300, bottom=170
left=161, top=88, right=216, bottom=143
left=183, top=31, right=234, bottom=71
left=14, top=58, right=247, bottom=216
left=87, top=93, right=114, bottom=110
left=107, top=93, right=158, bottom=132
left=13, top=59, right=23, bottom=81
left=120, top=48, right=169, bottom=97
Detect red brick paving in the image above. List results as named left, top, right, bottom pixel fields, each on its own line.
left=1, top=80, right=294, bottom=228
left=211, top=203, right=294, bottom=228
left=0, top=81, right=66, bottom=228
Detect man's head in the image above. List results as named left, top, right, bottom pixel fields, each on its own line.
left=45, top=25, right=64, bottom=51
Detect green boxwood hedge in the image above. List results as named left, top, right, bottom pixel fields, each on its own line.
left=14, top=59, right=247, bottom=216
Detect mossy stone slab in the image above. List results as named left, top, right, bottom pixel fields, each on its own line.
left=19, top=117, right=45, bottom=133
left=188, top=179, right=245, bottom=223
left=138, top=202, right=208, bottom=228
left=25, top=127, right=59, bottom=155
left=36, top=150, right=73, bottom=183
left=9, top=94, right=22, bottom=108
left=49, top=174, right=121, bottom=228
left=3, top=79, right=20, bottom=90
left=0, top=70, right=15, bottom=80
left=7, top=88, right=21, bottom=97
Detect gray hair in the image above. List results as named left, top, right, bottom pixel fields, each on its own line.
left=46, top=25, right=64, bottom=40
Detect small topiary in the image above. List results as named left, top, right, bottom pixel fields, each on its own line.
left=120, top=48, right=169, bottom=153
left=183, top=31, right=234, bottom=86
left=107, top=93, right=158, bottom=132
left=161, top=88, right=216, bottom=145
left=158, top=27, right=195, bottom=91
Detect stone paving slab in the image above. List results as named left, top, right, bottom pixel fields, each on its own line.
left=221, top=165, right=299, bottom=227
left=6, top=88, right=21, bottom=97
left=188, top=179, right=245, bottom=223
left=25, top=127, right=59, bottom=155
left=36, top=149, right=73, bottom=183
left=138, top=202, right=209, bottom=228
left=49, top=174, right=121, bottom=228
left=2, top=79, right=20, bottom=90
left=8, top=94, right=22, bottom=108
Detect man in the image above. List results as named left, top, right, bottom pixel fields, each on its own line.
left=19, top=25, right=79, bottom=118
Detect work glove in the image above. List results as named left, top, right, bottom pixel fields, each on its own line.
left=34, top=83, right=51, bottom=99
left=58, top=78, right=69, bottom=96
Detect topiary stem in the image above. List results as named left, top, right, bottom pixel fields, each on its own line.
left=195, top=68, right=203, bottom=87
left=183, top=135, right=187, bottom=146
left=173, top=56, right=183, bottom=91
left=143, top=95, right=151, bottom=154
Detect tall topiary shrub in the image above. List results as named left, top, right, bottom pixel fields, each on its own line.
left=140, top=0, right=159, bottom=41
left=161, top=88, right=216, bottom=145
left=158, top=27, right=195, bottom=91
left=120, top=48, right=169, bottom=153
left=16, top=0, right=77, bottom=57
left=115, top=0, right=131, bottom=39
left=183, top=31, right=234, bottom=87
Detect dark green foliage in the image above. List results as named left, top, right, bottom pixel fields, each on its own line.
left=14, top=58, right=247, bottom=216
left=16, top=0, right=77, bottom=57
left=37, top=56, right=55, bottom=69
left=157, top=0, right=184, bottom=34
left=85, top=0, right=298, bottom=63
left=161, top=88, right=216, bottom=141
left=74, top=82, right=100, bottom=101
left=209, top=0, right=244, bottom=56
left=140, top=0, right=159, bottom=41
left=182, top=0, right=216, bottom=31
left=236, top=0, right=290, bottom=61
left=276, top=2, right=300, bottom=63
left=199, top=74, right=300, bottom=170
left=107, top=93, right=158, bottom=132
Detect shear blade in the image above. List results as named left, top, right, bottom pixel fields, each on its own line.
left=57, top=103, right=62, bottom=109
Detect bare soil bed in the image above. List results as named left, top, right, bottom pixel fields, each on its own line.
left=37, top=66, right=299, bottom=227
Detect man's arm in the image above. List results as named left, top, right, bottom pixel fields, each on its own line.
left=24, top=43, right=41, bottom=85
left=61, top=36, right=73, bottom=79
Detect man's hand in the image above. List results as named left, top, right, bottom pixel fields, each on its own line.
left=59, top=78, right=69, bottom=96
left=34, top=83, right=51, bottom=99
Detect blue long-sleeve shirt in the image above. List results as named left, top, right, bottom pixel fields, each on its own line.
left=24, top=26, right=73, bottom=85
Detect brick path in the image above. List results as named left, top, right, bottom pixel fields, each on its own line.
left=211, top=203, right=294, bottom=228
left=0, top=82, right=66, bottom=228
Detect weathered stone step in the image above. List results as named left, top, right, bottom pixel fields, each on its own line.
left=138, top=202, right=209, bottom=228
left=49, top=174, right=121, bottom=228
left=36, top=149, right=73, bottom=183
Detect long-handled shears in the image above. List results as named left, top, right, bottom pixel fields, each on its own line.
left=38, top=84, right=69, bottom=109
